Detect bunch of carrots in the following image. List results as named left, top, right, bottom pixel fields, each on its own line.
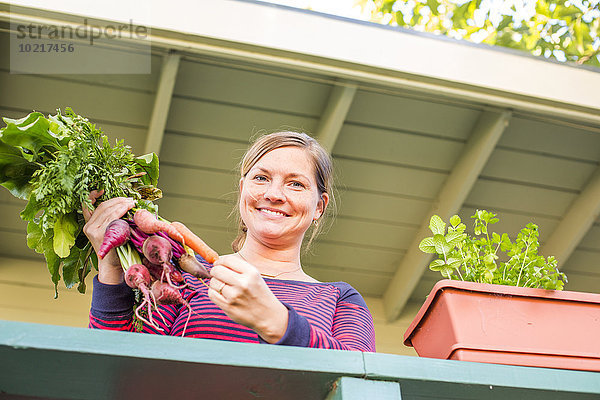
left=99, top=208, right=218, bottom=334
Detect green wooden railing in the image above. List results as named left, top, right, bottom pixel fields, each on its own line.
left=0, top=320, right=598, bottom=399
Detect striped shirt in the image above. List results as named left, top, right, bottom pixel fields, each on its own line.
left=89, top=264, right=376, bottom=352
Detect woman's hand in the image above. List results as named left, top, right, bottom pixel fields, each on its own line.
left=208, top=254, right=289, bottom=343
left=82, top=190, right=135, bottom=284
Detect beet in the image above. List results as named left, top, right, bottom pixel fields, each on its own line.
left=124, top=264, right=151, bottom=289
left=167, top=263, right=185, bottom=283
left=152, top=281, right=184, bottom=305
left=124, top=264, right=164, bottom=331
left=143, top=258, right=163, bottom=281
left=98, top=219, right=130, bottom=258
left=142, top=235, right=173, bottom=265
left=151, top=281, right=194, bottom=337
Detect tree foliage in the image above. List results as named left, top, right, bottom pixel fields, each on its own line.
left=359, top=0, right=600, bottom=67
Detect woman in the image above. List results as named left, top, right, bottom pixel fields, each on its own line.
left=84, top=131, right=376, bottom=352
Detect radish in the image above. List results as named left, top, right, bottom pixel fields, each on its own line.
left=142, top=235, right=172, bottom=265
left=142, top=236, right=186, bottom=289
left=143, top=258, right=163, bottom=282
left=98, top=219, right=130, bottom=258
left=165, top=262, right=185, bottom=284
left=124, top=264, right=164, bottom=331
left=178, top=254, right=210, bottom=279
left=124, top=263, right=152, bottom=289
left=156, top=231, right=185, bottom=259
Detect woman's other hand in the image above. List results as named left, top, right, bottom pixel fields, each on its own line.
left=82, top=190, right=135, bottom=284
left=208, top=254, right=289, bottom=343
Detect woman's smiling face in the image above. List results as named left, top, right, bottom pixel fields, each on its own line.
left=239, top=146, right=328, bottom=248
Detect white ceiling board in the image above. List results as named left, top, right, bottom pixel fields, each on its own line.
left=465, top=179, right=577, bottom=218
left=37, top=54, right=163, bottom=93
left=499, top=116, right=600, bottom=162
left=579, top=225, right=600, bottom=251
left=0, top=282, right=89, bottom=315
left=481, top=148, right=596, bottom=191
left=560, top=272, right=600, bottom=294
left=335, top=157, right=446, bottom=200
left=0, top=204, right=28, bottom=232
left=175, top=58, right=331, bottom=117
left=0, top=194, right=25, bottom=207
left=347, top=90, right=481, bottom=140
left=159, top=165, right=238, bottom=201
left=0, top=231, right=36, bottom=260
left=306, top=241, right=402, bottom=274
left=0, top=107, right=36, bottom=120
left=156, top=196, right=235, bottom=227
left=561, top=248, right=600, bottom=275
left=336, top=190, right=431, bottom=226
left=304, top=266, right=390, bottom=297
left=166, top=97, right=319, bottom=141
left=333, top=124, right=464, bottom=171
left=408, top=274, right=439, bottom=303
left=176, top=224, right=235, bottom=256
left=159, top=133, right=247, bottom=171
left=0, top=188, right=14, bottom=204
left=325, top=217, right=417, bottom=251
left=0, top=71, right=154, bottom=127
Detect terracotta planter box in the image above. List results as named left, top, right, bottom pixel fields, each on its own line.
left=403, top=280, right=600, bottom=371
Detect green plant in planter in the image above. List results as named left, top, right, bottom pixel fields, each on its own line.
left=419, top=210, right=568, bottom=290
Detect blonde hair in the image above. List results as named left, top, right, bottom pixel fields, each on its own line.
left=231, top=131, right=335, bottom=252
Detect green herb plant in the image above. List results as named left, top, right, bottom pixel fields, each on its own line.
left=419, top=210, right=567, bottom=290
left=0, top=109, right=161, bottom=296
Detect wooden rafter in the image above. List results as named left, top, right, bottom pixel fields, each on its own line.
left=383, top=109, right=512, bottom=322
left=315, top=82, right=357, bottom=153
left=144, top=52, right=181, bottom=156
left=541, top=167, right=600, bottom=268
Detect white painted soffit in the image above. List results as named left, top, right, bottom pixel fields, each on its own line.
left=4, top=0, right=600, bottom=122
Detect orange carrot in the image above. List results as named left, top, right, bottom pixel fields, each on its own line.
left=133, top=209, right=184, bottom=243
left=172, top=221, right=219, bottom=264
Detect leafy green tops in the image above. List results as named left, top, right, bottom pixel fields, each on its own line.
left=419, top=210, right=567, bottom=290
left=0, top=109, right=160, bottom=296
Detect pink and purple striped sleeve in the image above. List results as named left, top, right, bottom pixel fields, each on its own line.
left=265, top=283, right=376, bottom=352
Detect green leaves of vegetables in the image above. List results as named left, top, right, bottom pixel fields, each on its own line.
left=0, top=108, right=161, bottom=296
left=419, top=210, right=567, bottom=290
left=53, top=213, right=78, bottom=258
